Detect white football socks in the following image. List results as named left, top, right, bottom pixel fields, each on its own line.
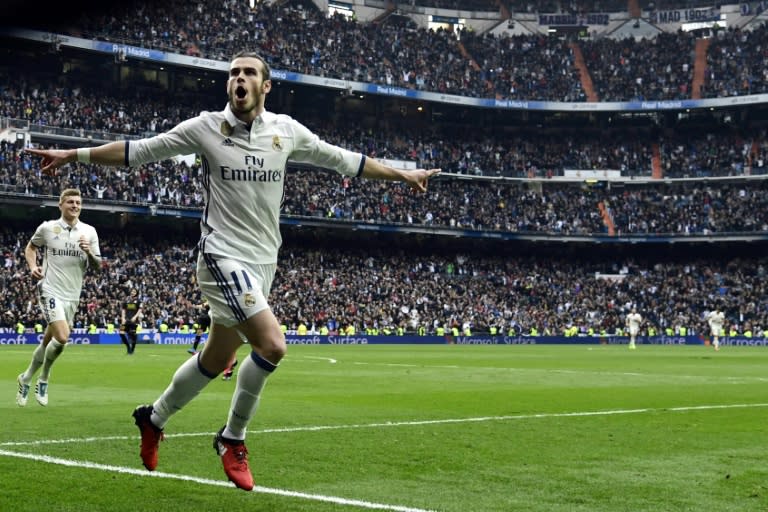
left=39, top=339, right=66, bottom=382
left=223, top=352, right=276, bottom=440
left=152, top=354, right=214, bottom=428
left=21, top=342, right=47, bottom=383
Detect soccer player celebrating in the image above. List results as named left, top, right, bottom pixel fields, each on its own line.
left=26, top=51, right=440, bottom=490
left=16, top=189, right=101, bottom=407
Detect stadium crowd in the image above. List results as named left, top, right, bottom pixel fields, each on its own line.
left=0, top=76, right=199, bottom=138
left=28, top=0, right=767, bottom=102
left=2, top=135, right=768, bottom=236
left=284, top=172, right=768, bottom=235
left=1, top=227, right=766, bottom=340
left=2, top=70, right=766, bottom=183
left=2, top=0, right=768, bottom=345
left=579, top=31, right=696, bottom=102
left=457, top=30, right=585, bottom=101
left=703, top=23, right=768, bottom=98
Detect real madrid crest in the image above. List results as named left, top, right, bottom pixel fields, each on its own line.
left=272, top=135, right=283, bottom=152
left=220, top=121, right=234, bottom=137
left=53, top=226, right=62, bottom=234
left=244, top=293, right=256, bottom=308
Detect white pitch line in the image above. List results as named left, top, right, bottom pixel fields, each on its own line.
left=301, top=355, right=338, bottom=364
left=353, top=361, right=768, bottom=381
left=547, top=368, right=768, bottom=382
left=0, top=449, right=436, bottom=512
left=353, top=362, right=461, bottom=369
left=3, top=402, right=767, bottom=448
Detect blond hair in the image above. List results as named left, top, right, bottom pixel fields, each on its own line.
left=59, top=188, right=82, bottom=204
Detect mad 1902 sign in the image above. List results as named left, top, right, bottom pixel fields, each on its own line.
left=650, top=7, right=720, bottom=23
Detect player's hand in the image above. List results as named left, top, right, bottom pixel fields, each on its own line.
left=25, top=148, right=76, bottom=176
left=406, top=168, right=441, bottom=193
left=30, top=266, right=43, bottom=280
left=79, top=235, right=91, bottom=254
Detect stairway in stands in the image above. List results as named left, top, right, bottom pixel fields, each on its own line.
left=691, top=38, right=711, bottom=99
left=456, top=41, right=496, bottom=97
left=598, top=201, right=616, bottom=236
left=651, top=143, right=662, bottom=179
left=747, top=140, right=759, bottom=175
left=569, top=42, right=598, bottom=102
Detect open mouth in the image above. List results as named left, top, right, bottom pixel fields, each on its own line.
left=235, top=86, right=247, bottom=99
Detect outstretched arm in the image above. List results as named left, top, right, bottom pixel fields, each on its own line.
left=360, top=158, right=441, bottom=193
left=26, top=142, right=127, bottom=176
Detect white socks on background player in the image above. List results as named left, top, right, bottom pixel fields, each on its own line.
left=21, top=339, right=65, bottom=383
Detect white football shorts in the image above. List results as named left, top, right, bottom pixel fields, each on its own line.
left=196, top=253, right=276, bottom=327
left=37, top=288, right=79, bottom=326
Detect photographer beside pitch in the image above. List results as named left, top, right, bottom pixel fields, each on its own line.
left=26, top=51, right=440, bottom=491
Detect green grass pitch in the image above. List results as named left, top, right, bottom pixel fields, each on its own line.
left=1, top=344, right=767, bottom=511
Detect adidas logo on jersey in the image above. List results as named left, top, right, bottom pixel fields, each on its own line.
left=221, top=138, right=235, bottom=146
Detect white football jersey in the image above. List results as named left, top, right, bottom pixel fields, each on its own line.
left=708, top=310, right=725, bottom=329
left=128, top=104, right=364, bottom=264
left=626, top=312, right=642, bottom=330
left=30, top=218, right=100, bottom=301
